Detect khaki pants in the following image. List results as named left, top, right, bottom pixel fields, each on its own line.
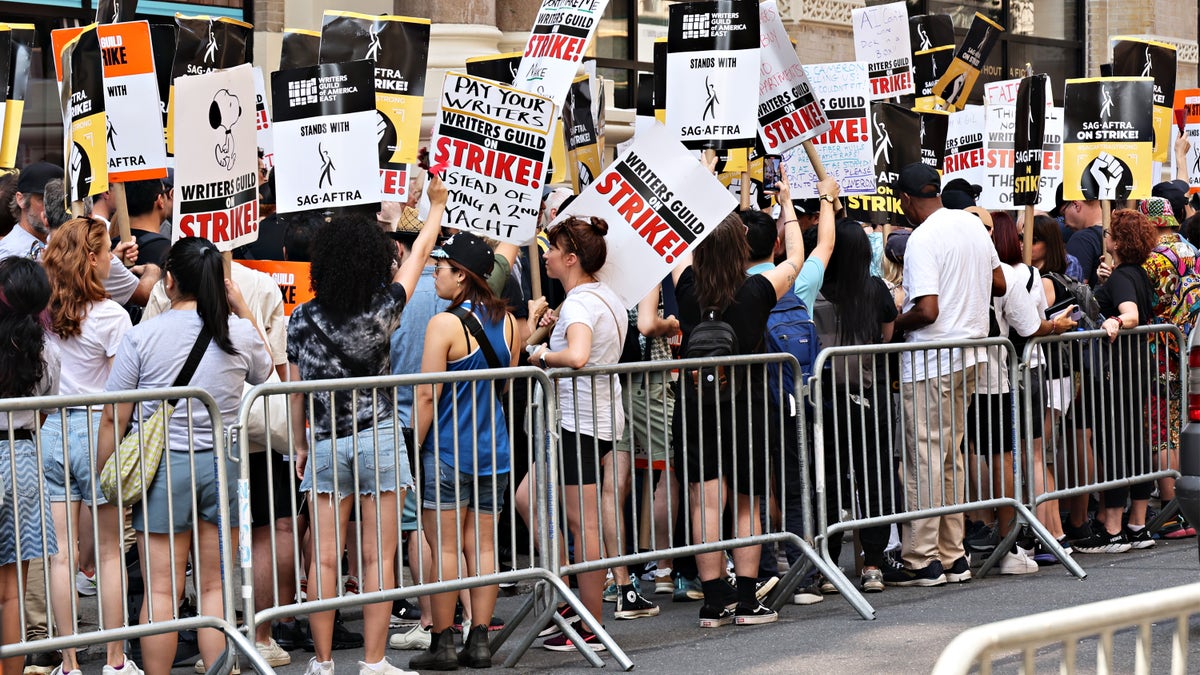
left=24, top=557, right=47, bottom=640
left=900, top=365, right=976, bottom=569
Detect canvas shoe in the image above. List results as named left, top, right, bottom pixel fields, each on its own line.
left=697, top=604, right=735, bottom=628
left=543, top=628, right=606, bottom=652
left=613, top=585, right=660, bottom=619
left=998, top=549, right=1039, bottom=575
left=734, top=602, right=778, bottom=626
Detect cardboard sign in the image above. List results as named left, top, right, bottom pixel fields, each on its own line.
left=979, top=99, right=1062, bottom=210
left=252, top=67, right=273, bottom=170
left=932, top=12, right=1004, bottom=112
left=852, top=2, right=914, bottom=100
left=172, top=63, right=259, bottom=251
left=148, top=23, right=174, bottom=159
left=1012, top=74, right=1048, bottom=207
left=910, top=14, right=954, bottom=54
left=0, top=24, right=31, bottom=169
left=272, top=60, right=379, bottom=214
left=844, top=101, right=919, bottom=225
left=666, top=0, right=760, bottom=150
left=942, top=105, right=985, bottom=191
left=554, top=123, right=737, bottom=308
left=97, top=21, right=167, bottom=183
left=513, top=0, right=609, bottom=107
left=917, top=109, right=949, bottom=171
left=783, top=61, right=874, bottom=198
left=1174, top=88, right=1200, bottom=194
left=1112, top=37, right=1176, bottom=163
left=757, top=0, right=828, bottom=155
left=913, top=45, right=954, bottom=112
left=319, top=11, right=430, bottom=199
left=563, top=75, right=601, bottom=193
left=430, top=72, right=554, bottom=244
left=280, top=28, right=319, bottom=71
left=167, top=16, right=251, bottom=157
left=238, top=260, right=313, bottom=316
left=59, top=26, right=109, bottom=201
left=1062, top=77, right=1154, bottom=201
left=466, top=51, right=521, bottom=85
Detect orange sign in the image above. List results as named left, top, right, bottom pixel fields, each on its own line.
left=239, top=260, right=313, bottom=316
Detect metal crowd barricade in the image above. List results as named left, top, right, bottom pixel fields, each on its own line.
left=230, top=366, right=623, bottom=669
left=0, top=388, right=266, bottom=675
left=809, top=338, right=1082, bottom=600
left=540, top=353, right=873, bottom=625
left=1019, top=325, right=1185, bottom=550
left=932, top=582, right=1200, bottom=674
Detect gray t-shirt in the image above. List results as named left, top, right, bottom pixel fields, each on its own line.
left=106, top=309, right=272, bottom=451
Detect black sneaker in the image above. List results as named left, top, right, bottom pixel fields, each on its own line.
left=1124, top=526, right=1155, bottom=550
left=882, top=559, right=947, bottom=587
left=698, top=604, right=735, bottom=628
left=1063, top=520, right=1093, bottom=542
left=303, top=611, right=364, bottom=651
left=614, top=585, right=660, bottom=619
left=964, top=521, right=998, bottom=553
left=1071, top=530, right=1132, bottom=554
left=734, top=602, right=778, bottom=625
left=272, top=618, right=307, bottom=651
left=945, top=556, right=971, bottom=583
left=537, top=604, right=580, bottom=638
left=390, top=598, right=422, bottom=628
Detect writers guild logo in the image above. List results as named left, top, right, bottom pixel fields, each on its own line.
left=366, top=24, right=382, bottom=62
left=317, top=142, right=335, bottom=189
left=106, top=118, right=117, bottom=151
left=203, top=19, right=218, bottom=64
left=288, top=78, right=318, bottom=107
left=919, top=116, right=926, bottom=145
left=209, top=88, right=242, bottom=171
left=917, top=24, right=931, bottom=51
left=508, top=61, right=518, bottom=82
left=681, top=13, right=710, bottom=40
left=1100, top=86, right=1113, bottom=122
left=873, top=111, right=891, bottom=165
left=701, top=75, right=719, bottom=122
left=1141, top=46, right=1152, bottom=78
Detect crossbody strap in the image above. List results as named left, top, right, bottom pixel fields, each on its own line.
left=448, top=305, right=504, bottom=370
left=304, top=310, right=373, bottom=377
left=167, top=327, right=212, bottom=406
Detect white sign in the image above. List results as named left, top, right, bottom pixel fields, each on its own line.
left=514, top=0, right=610, bottom=108
left=784, top=62, right=875, bottom=198
left=98, top=22, right=168, bottom=183
left=852, top=2, right=914, bottom=100
left=431, top=72, right=554, bottom=245
left=554, top=123, right=736, bottom=308
left=978, top=106, right=1063, bottom=211
left=172, top=64, right=259, bottom=251
left=252, top=67, right=274, bottom=170
left=757, top=0, right=829, bottom=155
left=985, top=77, right=1055, bottom=107
left=942, top=104, right=986, bottom=191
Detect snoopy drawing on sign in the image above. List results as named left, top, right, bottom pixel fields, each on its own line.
left=210, top=88, right=242, bottom=171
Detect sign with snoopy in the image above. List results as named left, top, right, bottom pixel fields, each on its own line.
left=271, top=60, right=379, bottom=214
left=172, top=63, right=258, bottom=251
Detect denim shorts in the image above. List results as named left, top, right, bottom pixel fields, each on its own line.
left=132, top=450, right=239, bottom=535
left=0, top=438, right=58, bottom=565
left=421, top=450, right=509, bottom=515
left=41, top=409, right=106, bottom=506
left=301, top=419, right=412, bottom=498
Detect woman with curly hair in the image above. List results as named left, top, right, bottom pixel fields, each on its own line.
left=1069, top=209, right=1157, bottom=554
left=39, top=217, right=137, bottom=675
left=287, top=177, right=447, bottom=675
left=0, top=257, right=59, bottom=675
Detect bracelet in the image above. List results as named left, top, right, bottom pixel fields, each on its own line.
left=783, top=219, right=798, bottom=225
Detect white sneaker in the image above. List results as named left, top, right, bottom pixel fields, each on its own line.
left=75, top=570, right=97, bottom=596
left=103, top=659, right=144, bottom=675
left=50, top=666, right=82, bottom=675
left=192, top=659, right=239, bottom=674
left=358, top=659, right=417, bottom=675
left=256, top=638, right=291, bottom=667
left=998, top=549, right=1039, bottom=575
left=304, top=658, right=334, bottom=675
left=389, top=624, right=432, bottom=650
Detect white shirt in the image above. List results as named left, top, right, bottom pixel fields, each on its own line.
left=901, top=207, right=1001, bottom=382
left=978, top=263, right=1044, bottom=395
left=49, top=299, right=132, bottom=402
left=551, top=281, right=626, bottom=441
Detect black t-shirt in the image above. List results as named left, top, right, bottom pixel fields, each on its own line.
left=1066, top=225, right=1104, bottom=287
left=824, top=277, right=898, bottom=348
left=675, top=267, right=777, bottom=356
left=114, top=229, right=172, bottom=269
left=1095, top=263, right=1154, bottom=325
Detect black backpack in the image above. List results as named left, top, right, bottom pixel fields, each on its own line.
left=683, top=307, right=740, bottom=403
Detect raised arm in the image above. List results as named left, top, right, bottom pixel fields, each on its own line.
left=761, top=175, right=839, bottom=299
left=394, top=174, right=447, bottom=298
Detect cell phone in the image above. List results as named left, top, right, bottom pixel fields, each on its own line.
left=762, top=156, right=782, bottom=193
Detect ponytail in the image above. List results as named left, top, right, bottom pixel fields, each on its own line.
left=0, top=258, right=51, bottom=397
left=165, top=237, right=237, bottom=355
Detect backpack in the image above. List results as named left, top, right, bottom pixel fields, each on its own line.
left=1152, top=244, right=1200, bottom=336
left=764, top=291, right=820, bottom=405
left=1045, top=271, right=1101, bottom=330
left=683, top=307, right=741, bottom=403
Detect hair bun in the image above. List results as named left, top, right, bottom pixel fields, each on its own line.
left=588, top=216, right=609, bottom=236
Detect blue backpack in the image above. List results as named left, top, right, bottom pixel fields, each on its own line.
left=764, top=291, right=821, bottom=406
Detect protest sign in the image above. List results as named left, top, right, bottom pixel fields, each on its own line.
left=1112, top=37, right=1176, bottom=163
left=554, top=123, right=737, bottom=308
left=430, top=72, right=554, bottom=245
left=95, top=0, right=137, bottom=24
left=913, top=45, right=954, bottom=112
left=57, top=26, right=108, bottom=201
left=238, top=260, right=313, bottom=316
left=1012, top=73, right=1049, bottom=208
left=320, top=11, right=430, bottom=200
left=917, top=109, right=949, bottom=171
left=0, top=28, right=10, bottom=155
left=666, top=0, right=760, bottom=150
left=149, top=23, right=173, bottom=155
left=0, top=24, right=31, bottom=169
left=252, top=67, right=273, bottom=170
left=653, top=38, right=667, bottom=124
left=757, top=0, right=828, bottom=155
left=932, top=12, right=1004, bottom=112
left=783, top=61, right=874, bottom=198
left=280, top=28, right=319, bottom=70
left=172, top=63, right=258, bottom=251
left=563, top=75, right=602, bottom=193
left=514, top=0, right=609, bottom=107
left=852, top=2, right=914, bottom=100
left=272, top=60, right=379, bottom=214
left=96, top=22, right=167, bottom=183
left=910, top=14, right=954, bottom=54
left=1062, top=77, right=1154, bottom=201
left=942, top=105, right=985, bottom=192
left=466, top=52, right=521, bottom=85
left=167, top=15, right=251, bottom=155
left=1174, top=89, right=1200, bottom=194
left=845, top=101, right=919, bottom=225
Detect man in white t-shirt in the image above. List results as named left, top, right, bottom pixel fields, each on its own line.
left=886, top=163, right=1006, bottom=588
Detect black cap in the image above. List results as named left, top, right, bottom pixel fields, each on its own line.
left=791, top=198, right=822, bottom=214
left=162, top=168, right=174, bottom=188
left=431, top=232, right=493, bottom=279
left=894, top=162, right=940, bottom=197
left=942, top=178, right=981, bottom=209
left=885, top=228, right=912, bottom=265
left=1152, top=179, right=1189, bottom=222
left=16, top=162, right=61, bottom=195
left=1049, top=182, right=1067, bottom=219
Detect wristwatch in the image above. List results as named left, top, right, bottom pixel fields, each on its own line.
left=819, top=194, right=836, bottom=204
left=539, top=351, right=549, bottom=368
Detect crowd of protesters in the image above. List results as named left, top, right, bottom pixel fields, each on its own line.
left=0, top=133, right=1197, bottom=675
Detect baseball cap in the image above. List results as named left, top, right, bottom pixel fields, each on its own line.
left=431, top=231, right=493, bottom=279
left=893, top=162, right=940, bottom=197
left=16, top=162, right=61, bottom=195
left=884, top=228, right=912, bottom=265
left=1151, top=180, right=1188, bottom=222
left=790, top=198, right=822, bottom=214
left=964, top=206, right=994, bottom=229
left=162, top=168, right=174, bottom=188
left=1049, top=183, right=1067, bottom=219
left=1139, top=196, right=1180, bottom=229
left=942, top=178, right=982, bottom=210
